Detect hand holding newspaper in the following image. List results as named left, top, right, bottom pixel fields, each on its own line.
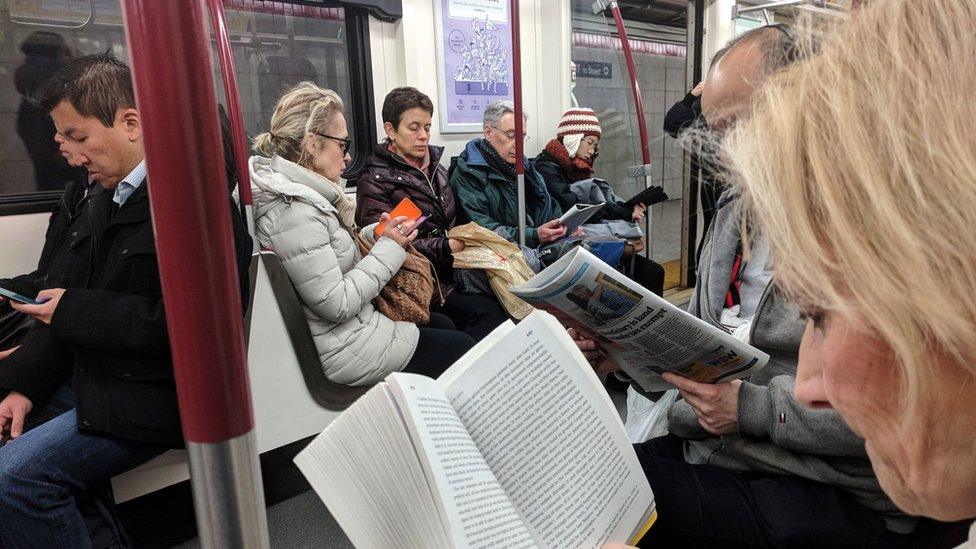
left=510, top=247, right=769, bottom=392
left=557, top=203, right=604, bottom=235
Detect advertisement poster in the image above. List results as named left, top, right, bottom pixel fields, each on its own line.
left=434, top=0, right=514, bottom=133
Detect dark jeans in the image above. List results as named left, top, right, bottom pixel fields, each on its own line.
left=402, top=312, right=475, bottom=378
left=0, top=383, right=164, bottom=548
left=634, top=434, right=911, bottom=549
left=629, top=255, right=665, bottom=297
left=436, top=290, right=509, bottom=341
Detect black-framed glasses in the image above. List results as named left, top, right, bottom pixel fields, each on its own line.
left=314, top=132, right=352, bottom=154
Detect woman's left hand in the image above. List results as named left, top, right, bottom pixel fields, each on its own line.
left=632, top=203, right=647, bottom=222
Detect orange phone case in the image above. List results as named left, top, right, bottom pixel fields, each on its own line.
left=375, top=197, right=423, bottom=235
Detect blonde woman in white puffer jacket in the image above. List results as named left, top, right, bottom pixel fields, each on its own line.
left=250, top=82, right=474, bottom=386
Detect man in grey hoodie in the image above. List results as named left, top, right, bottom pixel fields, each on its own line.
left=580, top=26, right=914, bottom=547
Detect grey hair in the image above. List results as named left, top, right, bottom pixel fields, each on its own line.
left=483, top=100, right=528, bottom=128
left=714, top=24, right=807, bottom=78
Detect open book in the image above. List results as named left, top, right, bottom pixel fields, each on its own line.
left=558, top=203, right=605, bottom=234
left=295, top=311, right=657, bottom=549
left=510, top=247, right=770, bottom=392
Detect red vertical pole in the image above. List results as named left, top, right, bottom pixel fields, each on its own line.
left=610, top=2, right=651, bottom=165
left=509, top=0, right=527, bottom=246
left=206, top=0, right=255, bottom=234
left=510, top=0, right=524, bottom=174
left=608, top=0, right=654, bottom=260
left=120, top=1, right=268, bottom=546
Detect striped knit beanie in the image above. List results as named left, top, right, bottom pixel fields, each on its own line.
left=557, top=108, right=601, bottom=158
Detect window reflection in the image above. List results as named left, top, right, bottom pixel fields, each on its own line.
left=0, top=1, right=352, bottom=197
left=14, top=31, right=87, bottom=192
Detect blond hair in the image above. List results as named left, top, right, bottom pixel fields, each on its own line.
left=725, top=0, right=976, bottom=416
left=252, top=82, right=345, bottom=168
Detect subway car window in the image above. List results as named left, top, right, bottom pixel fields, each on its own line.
left=208, top=3, right=354, bottom=153
left=0, top=1, right=364, bottom=211
left=570, top=1, right=688, bottom=290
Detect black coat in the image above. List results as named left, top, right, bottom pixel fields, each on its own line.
left=0, top=175, right=92, bottom=350
left=663, top=91, right=702, bottom=138
left=532, top=152, right=630, bottom=222
left=355, top=144, right=457, bottom=283
left=0, top=181, right=252, bottom=448
left=663, top=91, right=725, bottom=262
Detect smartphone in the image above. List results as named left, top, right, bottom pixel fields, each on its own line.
left=375, top=197, right=424, bottom=235
left=0, top=287, right=48, bottom=306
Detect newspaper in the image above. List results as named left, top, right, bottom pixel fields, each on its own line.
left=510, top=247, right=769, bottom=392
left=558, top=203, right=604, bottom=234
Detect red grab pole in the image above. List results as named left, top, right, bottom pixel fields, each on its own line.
left=205, top=0, right=255, bottom=235
left=510, top=0, right=524, bottom=175
left=509, top=0, right=527, bottom=247
left=120, top=1, right=268, bottom=546
left=609, top=1, right=651, bottom=165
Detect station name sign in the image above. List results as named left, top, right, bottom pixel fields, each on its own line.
left=576, top=61, right=612, bottom=79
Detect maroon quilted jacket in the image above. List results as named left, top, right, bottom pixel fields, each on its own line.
left=355, top=143, right=457, bottom=288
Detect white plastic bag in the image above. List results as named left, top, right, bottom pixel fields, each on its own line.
left=624, top=385, right=679, bottom=443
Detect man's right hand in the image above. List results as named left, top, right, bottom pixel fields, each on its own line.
left=537, top=219, right=568, bottom=244
left=0, top=391, right=33, bottom=439
left=0, top=346, right=20, bottom=361
left=568, top=328, right=620, bottom=375
left=691, top=80, right=706, bottom=97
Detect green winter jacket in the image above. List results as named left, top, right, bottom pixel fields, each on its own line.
left=449, top=139, right=561, bottom=248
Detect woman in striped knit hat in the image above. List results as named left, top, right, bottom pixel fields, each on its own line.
left=534, top=107, right=647, bottom=223
left=534, top=107, right=664, bottom=296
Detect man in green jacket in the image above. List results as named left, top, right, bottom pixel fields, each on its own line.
left=450, top=100, right=566, bottom=248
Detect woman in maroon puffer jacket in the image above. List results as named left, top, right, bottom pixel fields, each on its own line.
left=355, top=87, right=508, bottom=341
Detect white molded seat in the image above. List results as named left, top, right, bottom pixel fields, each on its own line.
left=112, top=250, right=363, bottom=502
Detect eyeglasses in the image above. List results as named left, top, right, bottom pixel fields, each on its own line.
left=314, top=132, right=352, bottom=154
left=492, top=126, right=529, bottom=141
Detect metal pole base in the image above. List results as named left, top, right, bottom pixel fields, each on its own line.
left=187, top=432, right=269, bottom=548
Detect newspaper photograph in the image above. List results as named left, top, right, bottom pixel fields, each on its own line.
left=511, top=247, right=770, bottom=392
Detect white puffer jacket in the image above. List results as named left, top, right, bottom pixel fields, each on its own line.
left=249, top=155, right=419, bottom=385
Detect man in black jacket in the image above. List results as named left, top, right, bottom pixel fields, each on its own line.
left=0, top=54, right=252, bottom=547
left=0, top=172, right=91, bottom=353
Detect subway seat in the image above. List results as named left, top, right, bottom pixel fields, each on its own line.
left=111, top=246, right=364, bottom=503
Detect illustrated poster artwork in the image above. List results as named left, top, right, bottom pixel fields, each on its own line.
left=436, top=0, right=514, bottom=132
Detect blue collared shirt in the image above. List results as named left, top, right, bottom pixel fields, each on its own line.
left=113, top=160, right=148, bottom=206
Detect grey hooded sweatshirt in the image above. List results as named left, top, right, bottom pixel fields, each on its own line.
left=669, top=192, right=914, bottom=533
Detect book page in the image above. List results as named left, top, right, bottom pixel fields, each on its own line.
left=439, top=312, right=655, bottom=548
left=389, top=373, right=537, bottom=549
left=295, top=385, right=451, bottom=549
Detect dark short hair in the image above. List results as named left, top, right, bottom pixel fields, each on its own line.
left=37, top=52, right=135, bottom=128
left=381, top=87, right=433, bottom=129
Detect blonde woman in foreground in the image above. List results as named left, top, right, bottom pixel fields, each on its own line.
left=724, top=0, right=976, bottom=545
left=249, top=83, right=474, bottom=386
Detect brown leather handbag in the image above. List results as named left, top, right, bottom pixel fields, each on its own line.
left=355, top=234, right=440, bottom=324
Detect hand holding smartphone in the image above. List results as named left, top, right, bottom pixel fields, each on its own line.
left=375, top=197, right=424, bottom=236
left=0, top=287, right=50, bottom=306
